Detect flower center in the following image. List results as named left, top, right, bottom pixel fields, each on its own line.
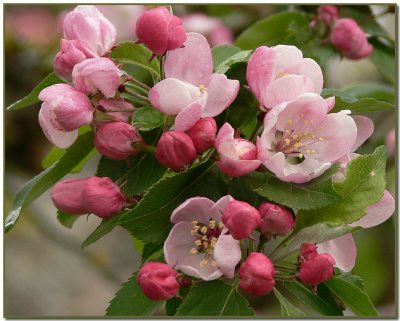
left=199, top=84, right=207, bottom=93
left=190, top=219, right=224, bottom=267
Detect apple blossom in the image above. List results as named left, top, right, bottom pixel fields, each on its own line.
left=185, top=117, right=217, bottom=154
left=149, top=32, right=239, bottom=131
left=298, top=252, right=335, bottom=286
left=258, top=202, right=294, bottom=238
left=164, top=196, right=241, bottom=281
left=318, top=5, right=339, bottom=25
left=51, top=178, right=90, bottom=214
left=94, top=98, right=135, bottom=128
left=215, top=123, right=261, bottom=177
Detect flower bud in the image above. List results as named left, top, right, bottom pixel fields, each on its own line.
left=222, top=200, right=260, bottom=240
left=82, top=177, right=125, bottom=218
left=136, top=7, right=186, bottom=55
left=63, top=5, right=117, bottom=56
left=239, top=252, right=275, bottom=296
left=299, top=243, right=318, bottom=262
left=72, top=57, right=122, bottom=98
left=95, top=98, right=134, bottom=128
left=53, top=39, right=96, bottom=82
left=51, top=178, right=89, bottom=214
left=318, top=5, right=339, bottom=25
left=155, top=131, right=196, bottom=171
left=94, top=122, right=142, bottom=160
left=137, top=262, right=180, bottom=301
left=185, top=117, right=217, bottom=154
left=258, top=202, right=294, bottom=238
left=331, top=18, right=373, bottom=60
left=298, top=253, right=336, bottom=286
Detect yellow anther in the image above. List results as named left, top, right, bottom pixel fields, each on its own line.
left=191, top=248, right=198, bottom=254
left=203, top=242, right=209, bottom=249
left=287, top=119, right=293, bottom=125
left=191, top=230, right=197, bottom=236
left=306, top=149, right=311, bottom=154
left=194, top=240, right=202, bottom=246
left=285, top=138, right=291, bottom=145
left=276, top=71, right=289, bottom=78
left=285, top=129, right=290, bottom=134
left=200, top=259, right=208, bottom=267
left=292, top=134, right=299, bottom=139
left=209, top=220, right=216, bottom=229
left=310, top=134, right=315, bottom=139
left=219, top=222, right=224, bottom=228
left=319, top=137, right=324, bottom=141
left=199, top=84, right=207, bottom=93
left=191, top=220, right=198, bottom=226
left=211, top=260, right=217, bottom=267
left=200, top=226, right=207, bottom=234
left=311, top=149, right=316, bottom=154
left=202, top=235, right=208, bottom=241
left=298, top=153, right=303, bottom=159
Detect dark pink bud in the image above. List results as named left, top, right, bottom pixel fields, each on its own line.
left=299, top=243, right=318, bottom=262
left=155, top=131, right=196, bottom=171
left=298, top=253, right=336, bottom=286
left=222, top=200, right=260, bottom=240
left=94, top=98, right=134, bottom=128
left=51, top=178, right=89, bottom=214
left=53, top=39, right=96, bottom=82
left=136, top=7, right=187, bottom=55
left=82, top=177, right=125, bottom=218
left=94, top=122, right=142, bottom=160
left=185, top=117, right=217, bottom=153
left=239, top=252, right=275, bottom=296
left=331, top=18, right=373, bottom=60
left=137, top=262, right=180, bottom=301
left=258, top=202, right=294, bottom=238
left=318, top=5, right=339, bottom=25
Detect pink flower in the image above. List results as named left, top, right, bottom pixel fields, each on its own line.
left=215, top=123, right=261, bottom=177
left=94, top=98, right=135, bottom=128
left=155, top=131, right=196, bottom=171
left=82, top=177, right=126, bottom=218
left=257, top=93, right=357, bottom=183
left=137, top=262, right=180, bottom=301
left=136, top=7, right=186, bottom=55
left=53, top=39, right=96, bottom=82
left=164, top=196, right=241, bottom=281
left=222, top=200, right=260, bottom=240
left=258, top=202, right=294, bottom=238
left=182, top=14, right=233, bottom=47
left=331, top=18, right=373, bottom=60
left=239, top=252, right=275, bottom=296
left=63, top=5, right=117, bottom=56
left=149, top=32, right=239, bottom=131
left=247, top=45, right=323, bottom=110
left=38, top=84, right=94, bottom=148
left=94, top=122, right=142, bottom=160
left=298, top=252, right=335, bottom=287
left=72, top=57, right=123, bottom=98
left=51, top=178, right=89, bottom=214
left=299, top=243, right=318, bottom=262
left=385, top=128, right=395, bottom=157
left=185, top=117, right=217, bottom=154
left=318, top=5, right=339, bottom=25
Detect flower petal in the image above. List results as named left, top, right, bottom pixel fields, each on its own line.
left=210, top=195, right=235, bottom=219
left=297, top=58, right=323, bottom=94
left=325, top=96, right=336, bottom=111
left=318, top=234, right=356, bottom=273
left=351, top=115, right=374, bottom=152
left=165, top=32, right=213, bottom=86
left=171, top=196, right=217, bottom=224
left=273, top=45, right=303, bottom=75
left=175, top=94, right=207, bottom=132
left=178, top=254, right=223, bottom=281
left=39, top=84, right=76, bottom=102
left=214, top=234, right=241, bottom=278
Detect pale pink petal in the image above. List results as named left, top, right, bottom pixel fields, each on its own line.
left=38, top=103, right=78, bottom=148
left=217, top=156, right=261, bottom=178
left=351, top=115, right=374, bottom=152
left=273, top=45, right=303, bottom=75
left=202, top=74, right=239, bottom=117
left=178, top=254, right=223, bottom=281
left=175, top=94, right=207, bottom=132
left=325, top=96, right=336, bottom=111
left=210, top=195, right=235, bottom=218
left=297, top=58, right=323, bottom=94
left=350, top=190, right=395, bottom=228
left=318, top=234, right=356, bottom=273
left=39, top=84, right=76, bottom=102
left=263, top=75, right=315, bottom=109
left=246, top=46, right=276, bottom=102
left=214, top=234, right=241, bottom=278
left=149, top=78, right=201, bottom=115
left=165, top=32, right=213, bottom=86
left=215, top=122, right=235, bottom=147
left=171, top=196, right=218, bottom=224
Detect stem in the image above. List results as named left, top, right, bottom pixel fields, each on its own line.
left=125, top=82, right=149, bottom=95
left=130, top=77, right=151, bottom=91
left=240, top=241, right=246, bottom=260
left=124, top=87, right=150, bottom=102
left=256, top=234, right=268, bottom=252
left=159, top=55, right=166, bottom=80
left=248, top=238, right=254, bottom=254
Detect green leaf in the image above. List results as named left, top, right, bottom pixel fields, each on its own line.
left=245, top=164, right=341, bottom=210
left=6, top=72, right=62, bottom=111
left=5, top=131, right=94, bottom=232
left=57, top=211, right=80, bottom=229
left=235, top=11, right=308, bottom=49
left=369, top=38, right=395, bottom=84
left=273, top=288, right=305, bottom=316
left=325, top=276, right=378, bottom=316
left=81, top=214, right=121, bottom=249
left=131, top=107, right=165, bottom=132
left=322, top=88, right=395, bottom=113
left=165, top=297, right=182, bottom=316
left=96, top=157, right=128, bottom=182
left=295, top=146, right=387, bottom=230
left=343, top=83, right=395, bottom=104
left=176, top=280, right=254, bottom=316
left=214, top=50, right=252, bottom=74
left=110, top=42, right=160, bottom=78
left=212, top=45, right=241, bottom=71
left=283, top=281, right=343, bottom=316
left=106, top=272, right=163, bottom=316
left=119, top=161, right=228, bottom=244
left=335, top=272, right=364, bottom=290
left=141, top=242, right=163, bottom=264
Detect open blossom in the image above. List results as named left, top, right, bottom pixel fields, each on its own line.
left=257, top=93, right=357, bottom=183
left=63, top=5, right=117, bottom=56
left=38, top=84, right=94, bottom=148
left=149, top=32, right=239, bottom=131
left=247, top=45, right=323, bottom=110
left=182, top=14, right=233, bottom=47
left=72, top=57, right=123, bottom=98
left=331, top=18, right=373, bottom=60
left=164, top=196, right=241, bottom=281
left=216, top=123, right=261, bottom=177
left=136, top=7, right=186, bottom=55
left=51, top=178, right=89, bottom=214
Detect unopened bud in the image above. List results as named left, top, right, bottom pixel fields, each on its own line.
left=51, top=178, right=89, bottom=214
left=185, top=117, right=217, bottom=154
left=298, top=253, right=336, bottom=286
left=258, top=202, right=295, bottom=238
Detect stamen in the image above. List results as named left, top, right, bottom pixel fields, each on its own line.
left=191, top=220, right=198, bottom=225
left=200, top=226, right=207, bottom=234
left=194, top=240, right=202, bottom=246
left=319, top=137, right=324, bottom=141
left=285, top=138, right=291, bottom=145
left=211, top=260, right=217, bottom=267
left=199, top=84, right=207, bottom=93
left=219, top=222, right=224, bottom=228
left=209, top=220, right=216, bottom=229
left=200, top=259, right=208, bottom=267
left=287, top=119, right=293, bottom=125
left=191, top=248, right=198, bottom=254
left=298, top=153, right=303, bottom=158
left=202, top=235, right=208, bottom=241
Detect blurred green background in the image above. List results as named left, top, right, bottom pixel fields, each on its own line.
left=4, top=4, right=396, bottom=317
